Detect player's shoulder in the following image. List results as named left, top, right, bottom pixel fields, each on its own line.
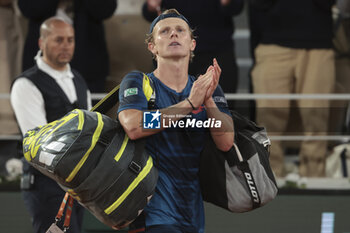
left=121, top=71, right=156, bottom=88
left=119, top=71, right=145, bottom=88
left=123, top=70, right=145, bottom=81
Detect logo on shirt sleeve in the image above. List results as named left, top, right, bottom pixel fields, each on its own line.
left=213, top=96, right=227, bottom=104
left=124, top=87, right=138, bottom=97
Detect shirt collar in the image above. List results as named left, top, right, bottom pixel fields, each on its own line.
left=36, top=56, right=74, bottom=80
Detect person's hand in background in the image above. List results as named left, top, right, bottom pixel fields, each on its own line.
left=146, top=0, right=162, bottom=15
left=221, top=0, right=231, bottom=6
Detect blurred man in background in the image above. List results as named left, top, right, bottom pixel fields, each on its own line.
left=251, top=0, right=335, bottom=177
left=11, top=17, right=91, bottom=233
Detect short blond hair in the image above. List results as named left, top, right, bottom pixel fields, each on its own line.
left=145, top=9, right=196, bottom=61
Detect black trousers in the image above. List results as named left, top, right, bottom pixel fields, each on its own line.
left=22, top=174, right=84, bottom=233
left=189, top=48, right=238, bottom=110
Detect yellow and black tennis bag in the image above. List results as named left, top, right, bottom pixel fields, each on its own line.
left=22, top=72, right=158, bottom=230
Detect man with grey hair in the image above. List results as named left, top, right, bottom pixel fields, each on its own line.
left=11, top=17, right=91, bottom=233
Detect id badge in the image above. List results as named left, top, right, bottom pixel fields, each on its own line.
left=46, top=223, right=64, bottom=233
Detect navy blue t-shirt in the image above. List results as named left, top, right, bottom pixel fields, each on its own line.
left=118, top=72, right=230, bottom=233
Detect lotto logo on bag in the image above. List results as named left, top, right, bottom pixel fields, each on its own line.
left=143, top=110, right=161, bottom=129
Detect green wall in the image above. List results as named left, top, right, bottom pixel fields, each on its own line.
left=1, top=192, right=349, bottom=233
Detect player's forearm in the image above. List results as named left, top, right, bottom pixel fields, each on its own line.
left=118, top=99, right=194, bottom=140
left=205, top=98, right=234, bottom=152
left=118, top=109, right=158, bottom=140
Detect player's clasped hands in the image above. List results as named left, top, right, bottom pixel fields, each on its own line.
left=188, top=58, right=221, bottom=108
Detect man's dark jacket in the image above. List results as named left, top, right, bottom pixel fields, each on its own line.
left=18, top=0, right=117, bottom=92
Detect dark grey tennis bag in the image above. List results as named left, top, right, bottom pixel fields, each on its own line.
left=22, top=80, right=158, bottom=230
left=199, top=111, right=278, bottom=212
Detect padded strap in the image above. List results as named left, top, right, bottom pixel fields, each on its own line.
left=90, top=84, right=120, bottom=114
left=233, top=144, right=261, bottom=209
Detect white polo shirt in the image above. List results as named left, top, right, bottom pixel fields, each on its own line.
left=11, top=57, right=92, bottom=135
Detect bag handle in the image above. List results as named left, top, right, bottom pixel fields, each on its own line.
left=90, top=84, right=120, bottom=114
left=232, top=143, right=261, bottom=209
left=232, top=143, right=244, bottom=162
left=55, top=192, right=74, bottom=232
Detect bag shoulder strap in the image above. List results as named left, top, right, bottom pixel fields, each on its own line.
left=52, top=192, right=74, bottom=232
left=142, top=73, right=156, bottom=109
left=90, top=72, right=156, bottom=114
